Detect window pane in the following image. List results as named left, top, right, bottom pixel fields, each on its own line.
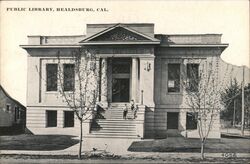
left=187, top=64, right=199, bottom=92
left=168, top=64, right=180, bottom=92
left=112, top=58, right=130, bottom=74
left=46, top=64, right=58, bottom=91
left=46, top=111, right=57, bottom=127
left=64, top=111, right=74, bottom=127
left=186, top=112, right=198, bottom=130
left=63, top=64, right=75, bottom=91
left=6, top=105, right=10, bottom=112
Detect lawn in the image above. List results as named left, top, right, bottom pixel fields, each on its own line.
left=0, top=134, right=78, bottom=151
left=128, top=136, right=250, bottom=153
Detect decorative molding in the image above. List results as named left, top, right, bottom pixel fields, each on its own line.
left=92, top=27, right=148, bottom=41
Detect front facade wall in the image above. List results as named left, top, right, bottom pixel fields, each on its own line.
left=24, top=24, right=225, bottom=139
left=153, top=48, right=222, bottom=139
left=26, top=46, right=157, bottom=135
left=26, top=47, right=222, bottom=138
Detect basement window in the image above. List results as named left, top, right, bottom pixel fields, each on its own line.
left=46, top=110, right=57, bottom=127
left=186, top=112, right=198, bottom=130
left=64, top=111, right=74, bottom=127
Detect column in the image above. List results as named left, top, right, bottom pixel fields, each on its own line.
left=100, top=58, right=108, bottom=109
left=131, top=58, right=139, bottom=103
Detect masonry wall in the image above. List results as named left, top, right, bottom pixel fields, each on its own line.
left=26, top=48, right=81, bottom=135
left=153, top=47, right=223, bottom=139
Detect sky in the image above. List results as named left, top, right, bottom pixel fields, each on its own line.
left=0, top=0, right=249, bottom=105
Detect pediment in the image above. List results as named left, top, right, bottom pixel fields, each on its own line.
left=80, top=25, right=160, bottom=44
left=90, top=27, right=150, bottom=41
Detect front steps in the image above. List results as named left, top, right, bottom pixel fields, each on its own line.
left=85, top=105, right=141, bottom=139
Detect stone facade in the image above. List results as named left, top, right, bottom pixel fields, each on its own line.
left=21, top=23, right=228, bottom=139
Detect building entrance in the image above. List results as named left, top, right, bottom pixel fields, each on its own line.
left=112, top=78, right=130, bottom=102
left=111, top=58, right=131, bottom=102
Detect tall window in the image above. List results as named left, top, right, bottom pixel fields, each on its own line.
left=46, top=64, right=58, bottom=91
left=187, top=64, right=199, bottom=92
left=168, top=63, right=180, bottom=92
left=63, top=64, right=75, bottom=91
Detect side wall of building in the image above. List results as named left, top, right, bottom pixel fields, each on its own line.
left=0, top=88, right=26, bottom=128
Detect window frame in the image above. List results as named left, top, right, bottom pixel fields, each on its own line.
left=46, top=110, right=57, bottom=127
left=186, top=63, right=199, bottom=92
left=6, top=104, right=11, bottom=113
left=63, top=64, right=75, bottom=92
left=186, top=112, right=198, bottom=130
left=64, top=111, right=75, bottom=128
left=167, top=63, right=181, bottom=93
left=46, top=63, right=58, bottom=92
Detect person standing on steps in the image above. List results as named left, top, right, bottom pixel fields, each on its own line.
left=134, top=105, right=139, bottom=119
left=123, top=104, right=128, bottom=120
left=130, top=99, right=135, bottom=111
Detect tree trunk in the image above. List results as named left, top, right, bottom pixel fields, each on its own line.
left=78, top=120, right=83, bottom=159
left=201, top=138, right=205, bottom=160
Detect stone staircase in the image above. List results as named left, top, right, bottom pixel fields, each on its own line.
left=85, top=104, right=140, bottom=139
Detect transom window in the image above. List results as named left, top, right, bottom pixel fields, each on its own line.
left=112, top=59, right=131, bottom=74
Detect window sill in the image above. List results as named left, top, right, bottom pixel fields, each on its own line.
left=45, top=91, right=58, bottom=94
left=166, top=92, right=183, bottom=95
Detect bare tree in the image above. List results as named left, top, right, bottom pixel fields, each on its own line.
left=57, top=47, right=100, bottom=159
left=182, top=57, right=231, bottom=159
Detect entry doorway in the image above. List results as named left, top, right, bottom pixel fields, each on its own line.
left=167, top=112, right=179, bottom=129
left=112, top=78, right=130, bottom=102
left=111, top=58, right=131, bottom=103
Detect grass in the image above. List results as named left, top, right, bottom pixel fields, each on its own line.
left=128, top=136, right=250, bottom=153
left=0, top=134, right=78, bottom=151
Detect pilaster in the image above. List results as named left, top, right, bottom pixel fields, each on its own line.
left=100, top=58, right=108, bottom=109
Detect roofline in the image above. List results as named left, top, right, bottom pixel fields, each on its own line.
left=20, top=43, right=227, bottom=48
left=0, top=85, right=26, bottom=109
left=20, top=45, right=81, bottom=49
left=87, top=23, right=155, bottom=25
left=27, top=35, right=85, bottom=37
left=81, top=24, right=159, bottom=43
left=155, top=34, right=223, bottom=36
left=159, top=44, right=229, bottom=48
left=79, top=41, right=160, bottom=45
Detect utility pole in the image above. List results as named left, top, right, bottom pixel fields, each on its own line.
left=241, top=66, right=245, bottom=136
